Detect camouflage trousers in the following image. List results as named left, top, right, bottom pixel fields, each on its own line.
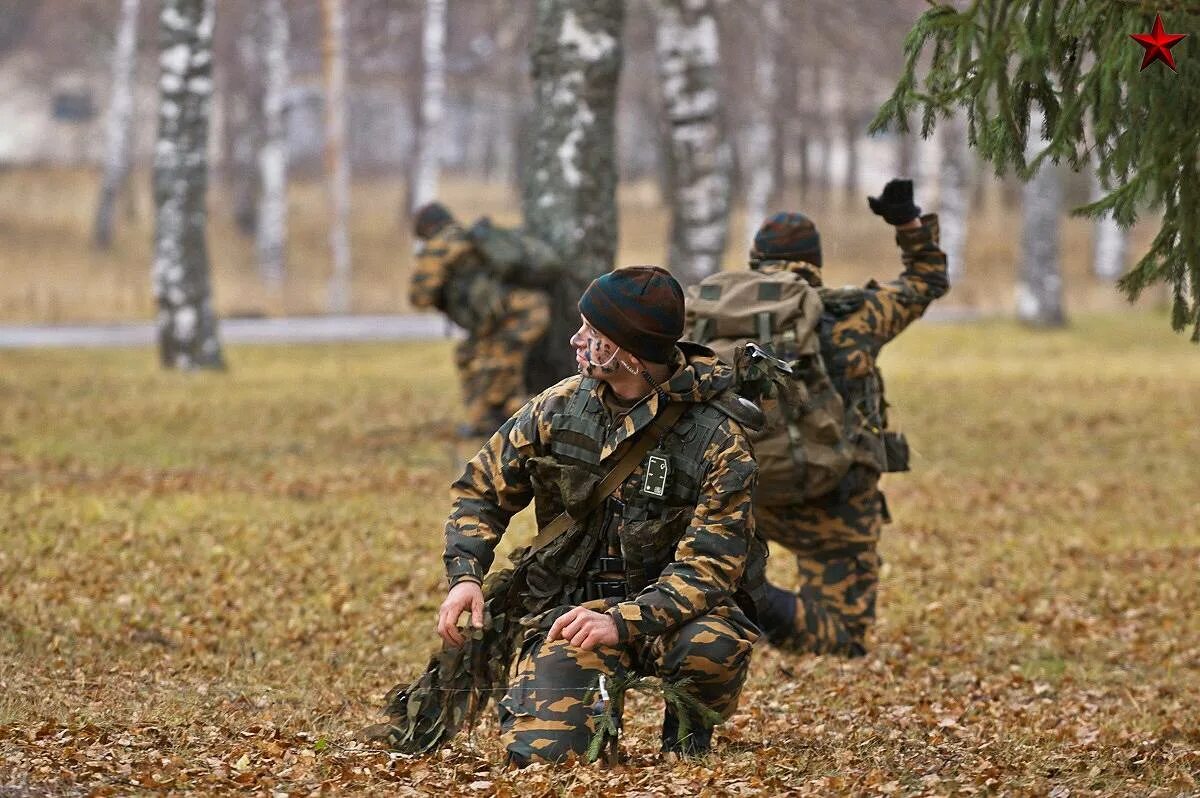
left=455, top=288, right=550, bottom=435
left=498, top=609, right=756, bottom=765
left=754, top=466, right=884, bottom=657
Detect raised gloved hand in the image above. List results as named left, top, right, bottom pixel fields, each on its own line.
left=868, top=179, right=921, bottom=226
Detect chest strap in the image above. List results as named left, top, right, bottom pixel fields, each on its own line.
left=529, top=400, right=688, bottom=555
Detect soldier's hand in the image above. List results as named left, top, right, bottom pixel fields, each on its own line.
left=867, top=179, right=922, bottom=226
left=548, top=606, right=619, bottom=651
left=437, top=581, right=485, bottom=648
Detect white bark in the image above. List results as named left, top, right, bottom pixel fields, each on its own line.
left=257, top=0, right=289, bottom=294
left=938, top=110, right=970, bottom=283
left=321, top=0, right=352, bottom=314
left=410, top=0, right=448, bottom=212
left=93, top=0, right=141, bottom=249
left=1017, top=118, right=1066, bottom=327
left=229, top=15, right=261, bottom=235
left=153, top=0, right=223, bottom=369
left=652, top=0, right=731, bottom=284
left=742, top=0, right=780, bottom=251
left=1090, top=163, right=1127, bottom=281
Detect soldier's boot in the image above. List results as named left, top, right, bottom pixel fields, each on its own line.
left=757, top=581, right=799, bottom=645
left=759, top=580, right=866, bottom=658
left=660, top=706, right=713, bottom=757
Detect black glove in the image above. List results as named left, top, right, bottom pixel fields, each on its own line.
left=867, top=179, right=921, bottom=226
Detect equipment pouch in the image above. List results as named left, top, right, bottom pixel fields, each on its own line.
left=882, top=430, right=910, bottom=473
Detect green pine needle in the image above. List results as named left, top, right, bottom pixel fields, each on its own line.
left=873, top=1, right=1200, bottom=341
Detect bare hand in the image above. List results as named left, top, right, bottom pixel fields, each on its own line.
left=437, top=581, right=484, bottom=647
left=547, top=606, right=619, bottom=651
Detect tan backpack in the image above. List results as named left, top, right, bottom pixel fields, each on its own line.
left=685, top=270, right=852, bottom=504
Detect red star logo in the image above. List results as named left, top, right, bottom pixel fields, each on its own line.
left=1130, top=13, right=1187, bottom=72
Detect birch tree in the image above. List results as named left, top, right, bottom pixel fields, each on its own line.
left=938, top=110, right=970, bottom=283
left=523, top=0, right=624, bottom=383
left=1017, top=120, right=1066, bottom=327
left=741, top=0, right=779, bottom=251
left=409, top=0, right=448, bottom=213
left=321, top=0, right=352, bottom=314
left=1090, top=162, right=1127, bottom=282
left=153, top=0, right=223, bottom=369
left=227, top=12, right=261, bottom=236
left=257, top=0, right=289, bottom=294
left=93, top=0, right=141, bottom=249
left=652, top=0, right=731, bottom=284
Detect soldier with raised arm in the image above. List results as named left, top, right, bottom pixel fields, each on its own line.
left=750, top=179, right=950, bottom=656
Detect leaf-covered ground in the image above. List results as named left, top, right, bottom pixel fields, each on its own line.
left=1, top=313, right=1197, bottom=796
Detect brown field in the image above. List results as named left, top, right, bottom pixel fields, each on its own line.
left=1, top=311, right=1198, bottom=795
left=0, top=167, right=1162, bottom=325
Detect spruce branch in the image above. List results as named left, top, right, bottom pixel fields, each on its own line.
left=872, top=1, right=1200, bottom=340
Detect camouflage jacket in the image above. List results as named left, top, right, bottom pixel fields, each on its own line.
left=410, top=223, right=505, bottom=334
left=756, top=214, right=949, bottom=470
left=443, top=346, right=760, bottom=641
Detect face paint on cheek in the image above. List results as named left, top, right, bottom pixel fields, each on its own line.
left=581, top=339, right=620, bottom=376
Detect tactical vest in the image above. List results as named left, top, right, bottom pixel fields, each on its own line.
left=522, top=377, right=767, bottom=617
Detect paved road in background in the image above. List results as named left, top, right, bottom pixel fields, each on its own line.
left=0, top=307, right=982, bottom=349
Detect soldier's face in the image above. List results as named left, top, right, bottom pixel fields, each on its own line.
left=571, top=318, right=622, bottom=378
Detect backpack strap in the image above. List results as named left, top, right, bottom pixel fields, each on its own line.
left=530, top=401, right=689, bottom=555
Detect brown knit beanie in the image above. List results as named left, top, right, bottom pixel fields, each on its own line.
left=578, top=266, right=685, bottom=364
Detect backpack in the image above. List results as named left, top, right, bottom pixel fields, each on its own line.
left=466, top=217, right=563, bottom=290
left=685, top=270, right=853, bottom=504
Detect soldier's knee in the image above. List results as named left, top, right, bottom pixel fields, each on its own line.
left=659, top=617, right=754, bottom=682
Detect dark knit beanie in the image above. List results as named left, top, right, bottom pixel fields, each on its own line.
left=413, top=201, right=454, bottom=239
left=751, top=211, right=823, bottom=268
left=578, top=266, right=684, bottom=364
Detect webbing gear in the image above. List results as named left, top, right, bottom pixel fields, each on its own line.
left=686, top=271, right=852, bottom=503
left=530, top=401, right=688, bottom=555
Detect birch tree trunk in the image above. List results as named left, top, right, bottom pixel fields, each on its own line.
left=523, top=0, right=624, bottom=385
left=843, top=105, right=862, bottom=200
left=93, top=0, right=140, bottom=249
left=257, top=0, right=289, bottom=295
left=652, top=0, right=731, bottom=284
left=896, top=113, right=917, bottom=179
left=153, top=0, right=223, bottom=370
left=229, top=16, right=261, bottom=236
left=939, top=110, right=970, bottom=283
left=409, top=0, right=448, bottom=212
left=1090, top=162, right=1127, bottom=281
left=810, top=66, right=831, bottom=193
left=742, top=0, right=779, bottom=251
left=1017, top=121, right=1066, bottom=327
left=321, top=0, right=352, bottom=314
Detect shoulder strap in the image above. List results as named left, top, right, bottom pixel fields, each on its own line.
left=529, top=400, right=688, bottom=555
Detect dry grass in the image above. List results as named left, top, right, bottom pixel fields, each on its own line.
left=0, top=167, right=1161, bottom=324
left=1, top=311, right=1198, bottom=795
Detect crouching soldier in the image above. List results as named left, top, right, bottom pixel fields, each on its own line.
left=436, top=266, right=766, bottom=764
left=410, top=202, right=552, bottom=437
left=751, top=179, right=950, bottom=656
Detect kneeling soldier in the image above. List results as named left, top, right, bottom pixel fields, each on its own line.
left=436, top=266, right=765, bottom=765
left=750, top=179, right=950, bottom=656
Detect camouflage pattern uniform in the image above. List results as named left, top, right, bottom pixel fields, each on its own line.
left=444, top=344, right=763, bottom=764
left=411, top=222, right=551, bottom=434
left=753, top=214, right=949, bottom=656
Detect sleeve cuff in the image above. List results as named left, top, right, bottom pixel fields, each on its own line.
left=607, top=606, right=633, bottom=643
left=446, top=555, right=485, bottom=587
left=896, top=213, right=939, bottom=249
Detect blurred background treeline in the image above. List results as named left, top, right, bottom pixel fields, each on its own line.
left=0, top=0, right=1152, bottom=324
